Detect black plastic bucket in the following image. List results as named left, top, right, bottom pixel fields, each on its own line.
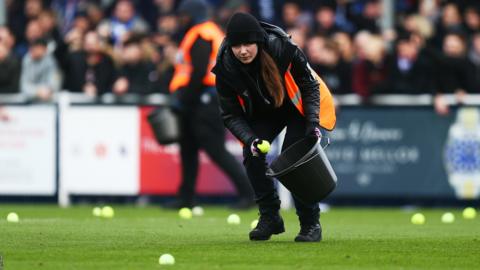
left=147, top=106, right=180, bottom=145
left=266, top=137, right=337, bottom=204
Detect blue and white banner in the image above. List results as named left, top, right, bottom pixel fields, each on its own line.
left=327, top=106, right=480, bottom=200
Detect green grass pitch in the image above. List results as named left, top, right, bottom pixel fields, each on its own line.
left=1, top=205, right=479, bottom=269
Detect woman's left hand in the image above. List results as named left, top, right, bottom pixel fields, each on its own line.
left=305, top=123, right=321, bottom=139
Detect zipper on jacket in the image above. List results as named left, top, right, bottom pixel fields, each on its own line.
left=255, top=75, right=271, bottom=105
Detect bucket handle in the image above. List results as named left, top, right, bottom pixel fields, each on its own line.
left=266, top=136, right=330, bottom=178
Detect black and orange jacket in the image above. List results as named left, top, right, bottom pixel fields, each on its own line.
left=212, top=22, right=336, bottom=145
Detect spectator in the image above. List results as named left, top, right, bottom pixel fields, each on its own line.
left=145, top=0, right=177, bottom=30
left=63, top=12, right=91, bottom=52
left=51, top=0, right=89, bottom=34
left=439, top=33, right=475, bottom=94
left=432, top=2, right=464, bottom=49
left=6, top=0, right=27, bottom=45
left=0, top=43, right=21, bottom=93
left=20, top=38, right=61, bottom=101
left=85, top=3, right=105, bottom=30
left=64, top=31, right=116, bottom=96
left=15, top=19, right=45, bottom=57
left=313, top=3, right=341, bottom=37
left=403, top=14, right=435, bottom=40
left=334, top=0, right=355, bottom=34
left=39, top=9, right=69, bottom=71
left=153, top=41, right=177, bottom=94
left=352, top=33, right=387, bottom=98
left=25, top=0, right=44, bottom=21
left=333, top=31, right=355, bottom=63
left=435, top=32, right=476, bottom=115
left=307, top=36, right=352, bottom=95
left=154, top=0, right=176, bottom=16
left=464, top=5, right=480, bottom=36
left=281, top=1, right=302, bottom=29
left=0, top=26, right=16, bottom=52
left=97, top=0, right=149, bottom=47
left=154, top=12, right=180, bottom=46
left=400, top=14, right=441, bottom=94
left=349, top=0, right=383, bottom=34
left=113, top=36, right=157, bottom=95
left=379, top=32, right=435, bottom=94
left=418, top=0, right=441, bottom=23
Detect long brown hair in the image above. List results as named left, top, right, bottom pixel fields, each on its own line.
left=260, top=49, right=284, bottom=107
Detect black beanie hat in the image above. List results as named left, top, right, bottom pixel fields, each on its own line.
left=226, top=12, right=265, bottom=46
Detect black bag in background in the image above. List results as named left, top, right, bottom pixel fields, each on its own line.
left=147, top=106, right=180, bottom=145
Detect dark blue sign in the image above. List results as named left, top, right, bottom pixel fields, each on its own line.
left=326, top=107, right=480, bottom=200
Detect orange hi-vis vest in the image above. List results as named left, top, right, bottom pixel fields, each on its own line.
left=237, top=65, right=336, bottom=131
left=169, top=21, right=224, bottom=92
left=284, top=64, right=336, bottom=130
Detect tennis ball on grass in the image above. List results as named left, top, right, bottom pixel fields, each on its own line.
left=101, top=206, right=114, bottom=218
left=227, top=214, right=241, bottom=225
left=192, top=206, right=204, bottom=216
left=441, top=212, right=455, bottom=223
left=92, top=207, right=102, bottom=217
left=411, top=213, right=425, bottom=225
left=6, top=212, right=19, bottom=223
left=462, top=207, right=477, bottom=219
left=179, top=207, right=192, bottom=219
left=257, top=140, right=270, bottom=154
left=159, top=253, right=175, bottom=265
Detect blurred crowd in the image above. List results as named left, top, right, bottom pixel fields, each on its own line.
left=0, top=0, right=480, bottom=113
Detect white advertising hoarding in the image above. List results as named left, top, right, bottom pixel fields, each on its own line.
left=61, top=106, right=139, bottom=195
left=0, top=106, right=56, bottom=195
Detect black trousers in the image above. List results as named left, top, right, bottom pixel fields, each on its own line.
left=178, top=89, right=252, bottom=205
left=243, top=102, right=320, bottom=225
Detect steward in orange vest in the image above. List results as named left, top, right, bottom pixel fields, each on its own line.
left=164, top=0, right=253, bottom=210
left=212, top=13, right=336, bottom=242
left=169, top=21, right=222, bottom=94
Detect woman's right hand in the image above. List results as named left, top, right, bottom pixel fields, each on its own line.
left=250, top=139, right=270, bottom=157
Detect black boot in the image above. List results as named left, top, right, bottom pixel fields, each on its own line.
left=249, top=213, right=285, bottom=241
left=294, top=223, right=322, bottom=242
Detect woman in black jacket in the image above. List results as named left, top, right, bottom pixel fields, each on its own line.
left=212, top=13, right=336, bottom=242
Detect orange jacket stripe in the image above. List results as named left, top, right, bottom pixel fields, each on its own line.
left=284, top=65, right=336, bottom=130
left=284, top=69, right=304, bottom=113
left=169, top=21, right=224, bottom=92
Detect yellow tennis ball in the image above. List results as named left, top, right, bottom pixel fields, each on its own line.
left=159, top=253, right=175, bottom=265
left=101, top=206, right=114, bottom=218
left=227, top=214, right=241, bottom=225
left=92, top=207, right=102, bottom=217
left=257, top=140, right=270, bottom=154
left=463, top=207, right=477, bottom=219
left=6, top=212, right=19, bottom=223
left=411, top=213, right=425, bottom=225
left=178, top=208, right=192, bottom=219
left=441, top=212, right=455, bottom=223
left=192, top=206, right=204, bottom=216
